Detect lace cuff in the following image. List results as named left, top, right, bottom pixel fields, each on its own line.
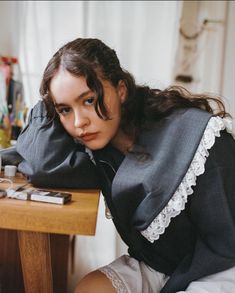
left=141, top=116, right=233, bottom=243
left=99, top=267, right=128, bottom=293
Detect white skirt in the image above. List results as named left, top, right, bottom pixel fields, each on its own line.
left=99, top=255, right=235, bottom=293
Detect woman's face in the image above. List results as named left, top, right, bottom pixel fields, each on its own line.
left=50, top=69, right=126, bottom=150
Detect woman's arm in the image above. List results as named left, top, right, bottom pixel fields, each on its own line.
left=162, top=131, right=235, bottom=293
left=16, top=101, right=100, bottom=188
left=0, top=146, right=22, bottom=166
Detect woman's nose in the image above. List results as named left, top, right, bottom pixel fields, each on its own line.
left=74, top=110, right=89, bottom=129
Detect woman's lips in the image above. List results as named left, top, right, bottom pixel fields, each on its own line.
left=80, top=132, right=98, bottom=142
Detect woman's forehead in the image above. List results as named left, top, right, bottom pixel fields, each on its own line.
left=50, top=72, right=89, bottom=100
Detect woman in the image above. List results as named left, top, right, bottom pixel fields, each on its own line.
left=5, top=38, right=235, bottom=292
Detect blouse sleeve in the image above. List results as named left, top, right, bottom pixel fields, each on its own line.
left=16, top=101, right=100, bottom=188
left=161, top=130, right=235, bottom=293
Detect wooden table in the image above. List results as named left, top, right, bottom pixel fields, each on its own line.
left=0, top=173, right=100, bottom=293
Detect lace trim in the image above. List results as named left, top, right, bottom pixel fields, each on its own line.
left=141, top=116, right=233, bottom=243
left=99, top=267, right=128, bottom=293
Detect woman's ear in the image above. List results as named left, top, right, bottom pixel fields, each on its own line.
left=117, top=80, right=127, bottom=104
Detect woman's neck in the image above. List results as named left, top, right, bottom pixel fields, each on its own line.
left=111, top=130, right=134, bottom=154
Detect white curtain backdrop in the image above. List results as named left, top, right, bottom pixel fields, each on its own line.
left=18, top=1, right=182, bottom=109
left=15, top=1, right=182, bottom=291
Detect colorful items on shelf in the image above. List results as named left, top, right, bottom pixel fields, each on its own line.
left=0, top=55, right=26, bottom=149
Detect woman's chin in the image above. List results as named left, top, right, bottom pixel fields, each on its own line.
left=83, top=140, right=108, bottom=150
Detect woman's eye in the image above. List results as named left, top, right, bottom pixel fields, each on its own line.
left=84, top=97, right=95, bottom=106
left=57, top=107, right=71, bottom=115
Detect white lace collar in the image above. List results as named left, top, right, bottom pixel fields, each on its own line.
left=140, top=116, right=233, bottom=243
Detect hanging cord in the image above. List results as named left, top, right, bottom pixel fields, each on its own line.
left=180, top=18, right=224, bottom=40
left=0, top=178, right=30, bottom=199
left=0, top=177, right=13, bottom=190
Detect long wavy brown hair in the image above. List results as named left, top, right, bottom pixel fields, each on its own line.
left=40, top=38, right=229, bottom=141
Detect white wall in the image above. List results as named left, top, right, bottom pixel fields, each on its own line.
left=173, top=1, right=227, bottom=95
left=172, top=0, right=235, bottom=129
left=222, top=1, right=235, bottom=120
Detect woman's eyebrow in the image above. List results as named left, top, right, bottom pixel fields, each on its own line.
left=54, top=90, right=93, bottom=107
left=77, top=89, right=93, bottom=99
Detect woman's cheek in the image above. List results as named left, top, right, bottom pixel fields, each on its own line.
left=59, top=117, right=72, bottom=133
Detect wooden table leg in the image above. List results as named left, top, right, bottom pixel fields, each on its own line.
left=50, top=234, right=70, bottom=293
left=0, top=229, right=24, bottom=293
left=18, top=231, right=53, bottom=293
